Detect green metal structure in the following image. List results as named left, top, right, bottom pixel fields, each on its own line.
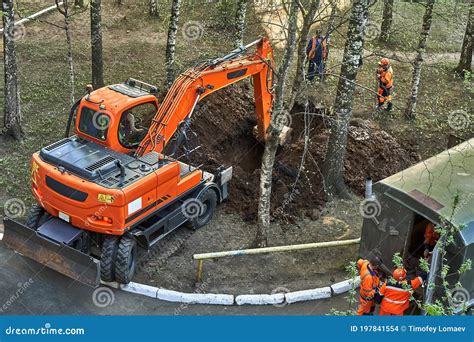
left=359, top=138, right=473, bottom=312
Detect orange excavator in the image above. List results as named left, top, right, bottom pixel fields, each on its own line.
left=3, top=38, right=275, bottom=287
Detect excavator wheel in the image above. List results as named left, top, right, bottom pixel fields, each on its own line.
left=114, top=236, right=137, bottom=284
left=188, top=189, right=217, bottom=230
left=100, top=236, right=119, bottom=282
left=26, top=204, right=51, bottom=230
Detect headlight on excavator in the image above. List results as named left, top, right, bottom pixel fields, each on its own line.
left=88, top=215, right=113, bottom=225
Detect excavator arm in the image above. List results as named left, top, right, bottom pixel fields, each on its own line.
left=135, top=37, right=274, bottom=157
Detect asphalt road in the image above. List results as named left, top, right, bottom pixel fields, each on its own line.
left=0, top=238, right=351, bottom=316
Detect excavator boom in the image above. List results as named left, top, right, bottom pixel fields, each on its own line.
left=135, top=38, right=274, bottom=157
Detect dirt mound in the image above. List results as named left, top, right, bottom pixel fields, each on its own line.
left=184, top=84, right=419, bottom=221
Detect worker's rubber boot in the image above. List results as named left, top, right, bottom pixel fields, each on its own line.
left=386, top=102, right=393, bottom=111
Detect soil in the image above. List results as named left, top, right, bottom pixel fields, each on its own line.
left=181, top=83, right=419, bottom=222
left=134, top=83, right=420, bottom=293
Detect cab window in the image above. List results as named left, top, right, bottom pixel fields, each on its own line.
left=119, top=102, right=157, bottom=148
left=78, top=106, right=110, bottom=141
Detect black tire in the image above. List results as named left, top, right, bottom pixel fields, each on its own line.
left=115, top=236, right=137, bottom=284
left=26, top=204, right=50, bottom=230
left=100, top=236, right=119, bottom=282
left=188, top=189, right=217, bottom=230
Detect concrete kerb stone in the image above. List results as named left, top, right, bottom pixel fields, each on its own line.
left=285, top=287, right=332, bottom=304
left=102, top=279, right=358, bottom=306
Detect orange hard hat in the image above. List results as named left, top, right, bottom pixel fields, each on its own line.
left=379, top=58, right=390, bottom=66
left=393, top=268, right=407, bottom=281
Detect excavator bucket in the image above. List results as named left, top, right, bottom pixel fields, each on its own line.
left=2, top=217, right=100, bottom=287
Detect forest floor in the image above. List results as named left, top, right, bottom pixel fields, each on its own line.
left=0, top=0, right=472, bottom=295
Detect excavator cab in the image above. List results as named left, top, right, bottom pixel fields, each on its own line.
left=71, top=78, right=159, bottom=154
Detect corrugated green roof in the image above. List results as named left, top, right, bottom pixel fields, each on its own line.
left=380, top=138, right=474, bottom=227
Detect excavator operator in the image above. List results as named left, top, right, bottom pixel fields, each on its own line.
left=119, top=111, right=148, bottom=148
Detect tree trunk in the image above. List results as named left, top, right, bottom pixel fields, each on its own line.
left=2, top=0, right=23, bottom=140
left=234, top=0, right=247, bottom=47
left=289, top=0, right=320, bottom=111
left=149, top=0, right=158, bottom=17
left=325, top=0, right=338, bottom=58
left=322, top=0, right=370, bottom=197
left=91, top=0, right=104, bottom=89
left=455, top=0, right=473, bottom=76
left=65, top=17, right=76, bottom=106
left=379, top=0, right=394, bottom=43
left=166, top=0, right=181, bottom=88
left=256, top=0, right=299, bottom=248
left=404, top=0, right=435, bottom=120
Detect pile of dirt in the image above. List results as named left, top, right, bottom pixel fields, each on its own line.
left=184, top=83, right=419, bottom=221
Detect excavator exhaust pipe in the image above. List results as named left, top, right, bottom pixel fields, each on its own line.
left=2, top=217, right=100, bottom=287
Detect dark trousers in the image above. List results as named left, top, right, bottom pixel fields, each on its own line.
left=308, top=60, right=324, bottom=81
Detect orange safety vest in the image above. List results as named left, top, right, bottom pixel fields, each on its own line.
left=357, top=259, right=380, bottom=300
left=308, top=36, right=327, bottom=60
left=379, top=276, right=423, bottom=315
left=377, top=66, right=393, bottom=88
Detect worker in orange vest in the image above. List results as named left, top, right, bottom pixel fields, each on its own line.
left=376, top=268, right=427, bottom=316
left=356, top=256, right=382, bottom=315
left=306, top=30, right=328, bottom=82
left=423, top=222, right=440, bottom=259
left=376, top=58, right=393, bottom=111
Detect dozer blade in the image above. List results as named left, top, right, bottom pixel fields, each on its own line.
left=2, top=217, right=100, bottom=288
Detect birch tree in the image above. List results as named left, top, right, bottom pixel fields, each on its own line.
left=256, top=0, right=299, bottom=247
left=55, top=0, right=77, bottom=106
left=455, top=0, right=473, bottom=76
left=379, top=0, right=394, bottom=43
left=150, top=0, right=158, bottom=17
left=166, top=0, right=181, bottom=88
left=91, top=0, right=104, bottom=89
left=322, top=0, right=370, bottom=197
left=289, top=0, right=320, bottom=110
left=234, top=0, right=248, bottom=47
left=2, top=0, right=23, bottom=140
left=404, top=0, right=435, bottom=120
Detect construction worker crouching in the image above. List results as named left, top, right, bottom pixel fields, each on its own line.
left=376, top=268, right=427, bottom=316
left=376, top=58, right=393, bottom=111
left=356, top=256, right=382, bottom=315
left=306, top=30, right=327, bottom=82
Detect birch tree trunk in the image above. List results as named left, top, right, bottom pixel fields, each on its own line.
left=404, top=0, right=435, bottom=120
left=455, top=0, right=473, bottom=76
left=322, top=0, right=370, bottom=197
left=65, top=18, right=75, bottom=105
left=256, top=0, right=299, bottom=248
left=91, top=0, right=104, bottom=89
left=379, top=0, right=394, bottom=43
left=289, top=0, right=320, bottom=110
left=2, top=0, right=23, bottom=140
left=234, top=0, right=247, bottom=47
left=166, top=0, right=181, bottom=88
left=149, top=0, right=158, bottom=17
